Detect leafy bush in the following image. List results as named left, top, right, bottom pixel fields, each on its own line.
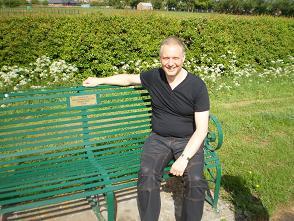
left=0, top=13, right=293, bottom=77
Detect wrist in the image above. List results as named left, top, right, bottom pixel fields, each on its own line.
left=180, top=153, right=191, bottom=162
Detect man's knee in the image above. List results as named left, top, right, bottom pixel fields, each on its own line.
left=184, top=175, right=207, bottom=201
left=138, top=168, right=161, bottom=191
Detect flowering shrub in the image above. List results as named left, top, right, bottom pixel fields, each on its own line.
left=109, top=52, right=294, bottom=92
left=0, top=54, right=293, bottom=93
left=201, top=54, right=294, bottom=92
left=0, top=56, right=78, bottom=92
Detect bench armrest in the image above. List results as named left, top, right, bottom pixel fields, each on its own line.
left=205, top=114, right=224, bottom=151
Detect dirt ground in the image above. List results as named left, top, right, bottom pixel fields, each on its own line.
left=271, top=205, right=294, bottom=221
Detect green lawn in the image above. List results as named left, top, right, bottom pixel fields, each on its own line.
left=211, top=78, right=293, bottom=219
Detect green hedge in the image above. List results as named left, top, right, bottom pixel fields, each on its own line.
left=0, top=13, right=293, bottom=76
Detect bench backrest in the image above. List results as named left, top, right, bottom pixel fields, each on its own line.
left=0, top=86, right=151, bottom=175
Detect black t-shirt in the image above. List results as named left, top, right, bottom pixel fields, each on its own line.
left=140, top=68, right=210, bottom=138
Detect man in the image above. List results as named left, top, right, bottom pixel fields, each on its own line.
left=83, top=37, right=209, bottom=221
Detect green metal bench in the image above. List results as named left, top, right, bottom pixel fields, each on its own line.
left=0, top=85, right=223, bottom=221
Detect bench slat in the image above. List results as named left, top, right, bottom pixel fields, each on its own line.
left=1, top=140, right=145, bottom=170
left=1, top=127, right=149, bottom=157
left=2, top=114, right=150, bottom=146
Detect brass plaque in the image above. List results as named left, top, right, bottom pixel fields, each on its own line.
left=70, top=94, right=97, bottom=107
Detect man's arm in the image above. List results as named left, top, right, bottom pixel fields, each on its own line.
left=83, top=74, right=141, bottom=87
left=170, top=111, right=209, bottom=176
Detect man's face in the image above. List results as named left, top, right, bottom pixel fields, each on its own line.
left=160, top=44, right=185, bottom=78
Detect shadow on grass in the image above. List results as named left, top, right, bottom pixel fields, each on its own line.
left=222, top=175, right=269, bottom=221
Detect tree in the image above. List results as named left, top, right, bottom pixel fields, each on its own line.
left=152, top=0, right=162, bottom=9
left=166, top=0, right=177, bottom=10
left=271, top=0, right=294, bottom=16
left=177, top=1, right=188, bottom=11
left=195, top=0, right=213, bottom=11
left=130, top=0, right=140, bottom=9
left=242, top=0, right=257, bottom=14
left=254, top=0, right=268, bottom=14
left=108, top=0, right=127, bottom=8
left=1, top=0, right=27, bottom=7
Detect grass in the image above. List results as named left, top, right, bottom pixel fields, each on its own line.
left=2, top=6, right=293, bottom=21
left=0, top=6, right=97, bottom=16
left=211, top=77, right=294, bottom=219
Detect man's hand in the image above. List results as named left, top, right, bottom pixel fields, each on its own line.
left=83, top=77, right=101, bottom=87
left=170, top=157, right=189, bottom=176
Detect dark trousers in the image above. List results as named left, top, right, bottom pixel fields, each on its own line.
left=137, top=132, right=208, bottom=221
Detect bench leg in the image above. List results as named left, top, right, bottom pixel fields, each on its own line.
left=205, top=161, right=222, bottom=210
left=106, top=192, right=116, bottom=221
left=213, top=164, right=222, bottom=209
left=0, top=214, right=7, bottom=221
left=87, top=192, right=116, bottom=221
left=87, top=196, right=105, bottom=221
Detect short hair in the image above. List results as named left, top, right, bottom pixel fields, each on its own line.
left=159, top=36, right=186, bottom=56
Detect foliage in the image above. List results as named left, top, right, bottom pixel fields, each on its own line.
left=0, top=0, right=27, bottom=7
left=214, top=0, right=294, bottom=16
left=0, top=56, right=78, bottom=91
left=166, top=0, right=177, bottom=10
left=0, top=13, right=293, bottom=77
left=130, top=0, right=140, bottom=9
left=90, top=0, right=108, bottom=6
left=2, top=0, right=293, bottom=16
left=103, top=0, right=294, bottom=16
left=1, top=52, right=293, bottom=94
left=152, top=0, right=162, bottom=10
left=108, top=0, right=125, bottom=9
